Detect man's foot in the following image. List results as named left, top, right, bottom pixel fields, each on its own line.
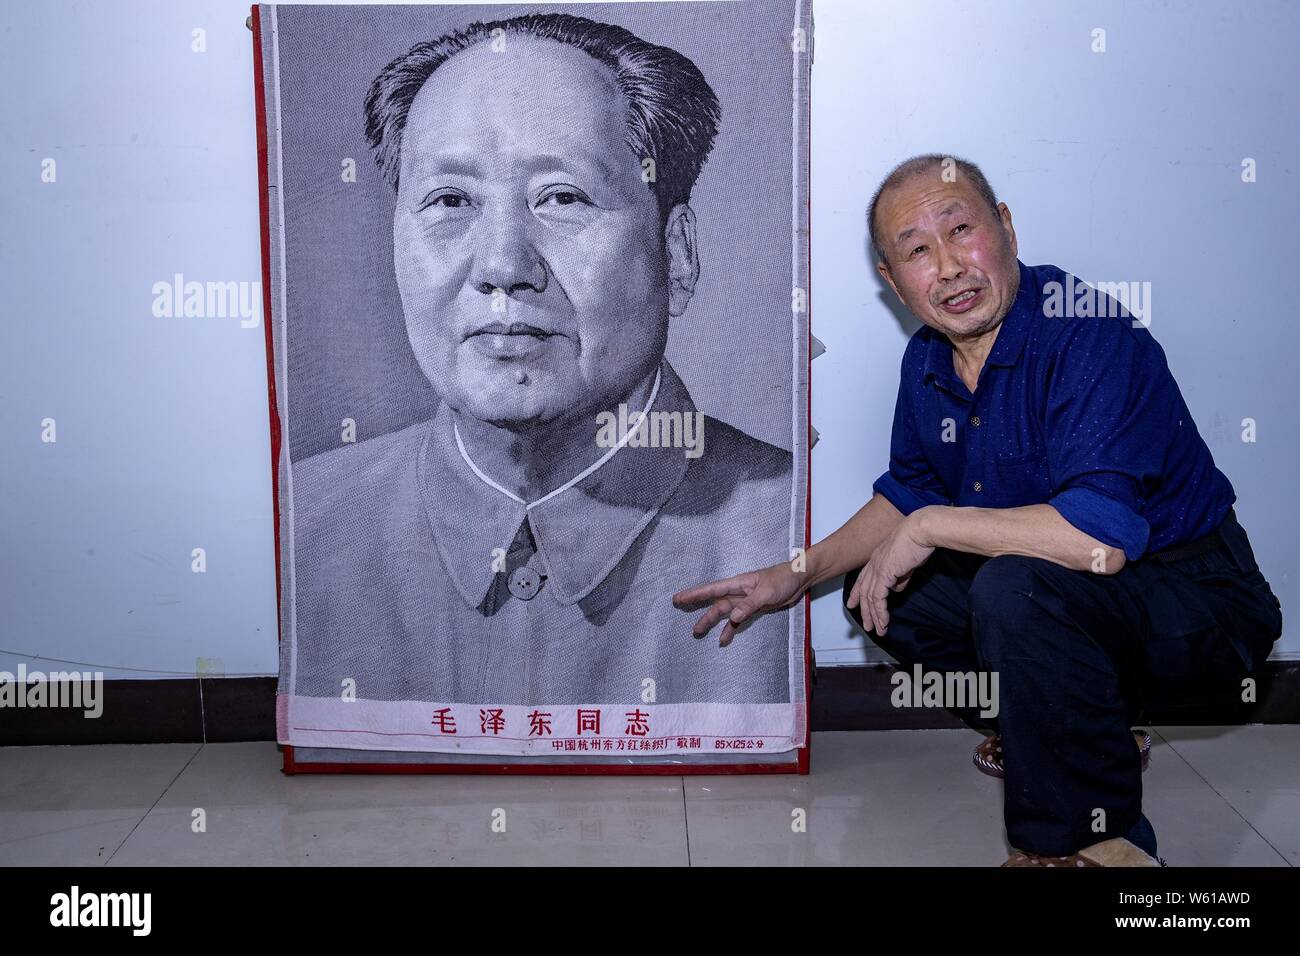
left=1002, top=837, right=1161, bottom=868
left=974, top=729, right=1152, bottom=779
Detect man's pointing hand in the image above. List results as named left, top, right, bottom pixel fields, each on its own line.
left=672, top=562, right=806, bottom=647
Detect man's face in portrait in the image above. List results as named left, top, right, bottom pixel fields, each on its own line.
left=393, top=37, right=686, bottom=429
left=876, top=173, right=1020, bottom=341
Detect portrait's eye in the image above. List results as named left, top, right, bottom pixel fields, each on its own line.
left=536, top=186, right=593, bottom=208
left=909, top=244, right=928, bottom=258
left=416, top=189, right=472, bottom=213
left=951, top=223, right=969, bottom=236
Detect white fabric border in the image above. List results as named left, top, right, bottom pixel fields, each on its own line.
left=279, top=696, right=802, bottom=756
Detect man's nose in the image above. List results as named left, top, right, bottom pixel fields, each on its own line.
left=470, top=208, right=547, bottom=296
left=934, top=241, right=964, bottom=284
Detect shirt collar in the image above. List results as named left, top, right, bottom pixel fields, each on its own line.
left=418, top=359, right=693, bottom=609
left=922, top=259, right=1036, bottom=386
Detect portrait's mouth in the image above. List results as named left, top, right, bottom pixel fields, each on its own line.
left=939, top=287, right=983, bottom=314
left=468, top=320, right=559, bottom=339
left=464, top=321, right=563, bottom=359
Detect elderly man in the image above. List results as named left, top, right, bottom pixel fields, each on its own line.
left=674, top=154, right=1283, bottom=866
left=290, top=13, right=793, bottom=709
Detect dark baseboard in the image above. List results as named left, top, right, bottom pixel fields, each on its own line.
left=1, top=664, right=1296, bottom=745
left=809, top=660, right=1300, bottom=731
left=0, top=677, right=277, bottom=746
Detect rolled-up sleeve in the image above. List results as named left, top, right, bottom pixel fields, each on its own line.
left=872, top=354, right=951, bottom=516
left=1049, top=485, right=1150, bottom=561
left=1044, top=319, right=1161, bottom=561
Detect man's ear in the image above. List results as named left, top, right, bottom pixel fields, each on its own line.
left=665, top=203, right=699, bottom=317
left=877, top=259, right=902, bottom=301
left=998, top=201, right=1018, bottom=257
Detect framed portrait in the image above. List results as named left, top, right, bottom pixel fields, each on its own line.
left=253, top=0, right=812, bottom=772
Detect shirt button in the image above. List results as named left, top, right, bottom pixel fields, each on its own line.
left=972, top=481, right=983, bottom=492
left=508, top=566, right=543, bottom=601
left=970, top=416, right=981, bottom=427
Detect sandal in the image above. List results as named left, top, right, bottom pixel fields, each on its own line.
left=1001, top=849, right=1101, bottom=867
left=1002, top=837, right=1161, bottom=868
left=974, top=729, right=1152, bottom=779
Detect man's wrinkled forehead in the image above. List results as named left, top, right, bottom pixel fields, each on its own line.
left=400, top=36, right=633, bottom=185
left=883, top=176, right=981, bottom=244
left=893, top=199, right=973, bottom=247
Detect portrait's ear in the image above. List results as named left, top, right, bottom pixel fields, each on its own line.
left=665, top=203, right=700, bottom=317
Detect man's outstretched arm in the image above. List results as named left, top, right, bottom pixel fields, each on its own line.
left=672, top=492, right=905, bottom=645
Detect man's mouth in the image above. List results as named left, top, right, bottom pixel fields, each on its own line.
left=939, top=288, right=982, bottom=314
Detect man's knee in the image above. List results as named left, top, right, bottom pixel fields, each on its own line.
left=969, top=554, right=1059, bottom=652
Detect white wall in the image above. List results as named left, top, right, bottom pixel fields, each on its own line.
left=2, top=0, right=276, bottom=680
left=1, top=0, right=1294, bottom=685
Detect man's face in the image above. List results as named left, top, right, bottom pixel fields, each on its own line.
left=875, top=173, right=1019, bottom=341
left=393, top=37, right=674, bottom=429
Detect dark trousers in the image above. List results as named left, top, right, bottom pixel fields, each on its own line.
left=842, top=509, right=1282, bottom=857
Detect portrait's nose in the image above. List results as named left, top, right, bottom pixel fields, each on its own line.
left=470, top=206, right=547, bottom=297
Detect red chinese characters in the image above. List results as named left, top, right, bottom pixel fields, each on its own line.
left=624, top=709, right=650, bottom=737
left=431, top=707, right=457, bottom=734
left=479, top=708, right=506, bottom=735
left=527, top=710, right=553, bottom=737
left=576, top=709, right=601, bottom=735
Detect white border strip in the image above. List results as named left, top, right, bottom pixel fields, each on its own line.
left=270, top=6, right=298, bottom=709
left=285, top=695, right=800, bottom=756
left=788, top=0, right=806, bottom=716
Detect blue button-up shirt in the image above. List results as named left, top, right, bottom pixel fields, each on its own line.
left=873, top=260, right=1235, bottom=561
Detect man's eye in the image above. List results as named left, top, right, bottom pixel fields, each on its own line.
left=952, top=223, right=969, bottom=236
left=910, top=245, right=928, bottom=257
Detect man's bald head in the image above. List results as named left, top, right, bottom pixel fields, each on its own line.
left=868, top=154, right=1001, bottom=268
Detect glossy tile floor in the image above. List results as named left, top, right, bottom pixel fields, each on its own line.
left=1, top=728, right=1294, bottom=866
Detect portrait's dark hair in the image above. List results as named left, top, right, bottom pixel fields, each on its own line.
left=868, top=154, right=1002, bottom=267
left=364, top=12, right=722, bottom=223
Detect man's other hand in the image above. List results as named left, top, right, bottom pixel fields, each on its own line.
left=845, top=512, right=935, bottom=637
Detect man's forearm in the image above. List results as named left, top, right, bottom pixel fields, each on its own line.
left=804, top=493, right=905, bottom=588
left=913, top=503, right=1125, bottom=574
